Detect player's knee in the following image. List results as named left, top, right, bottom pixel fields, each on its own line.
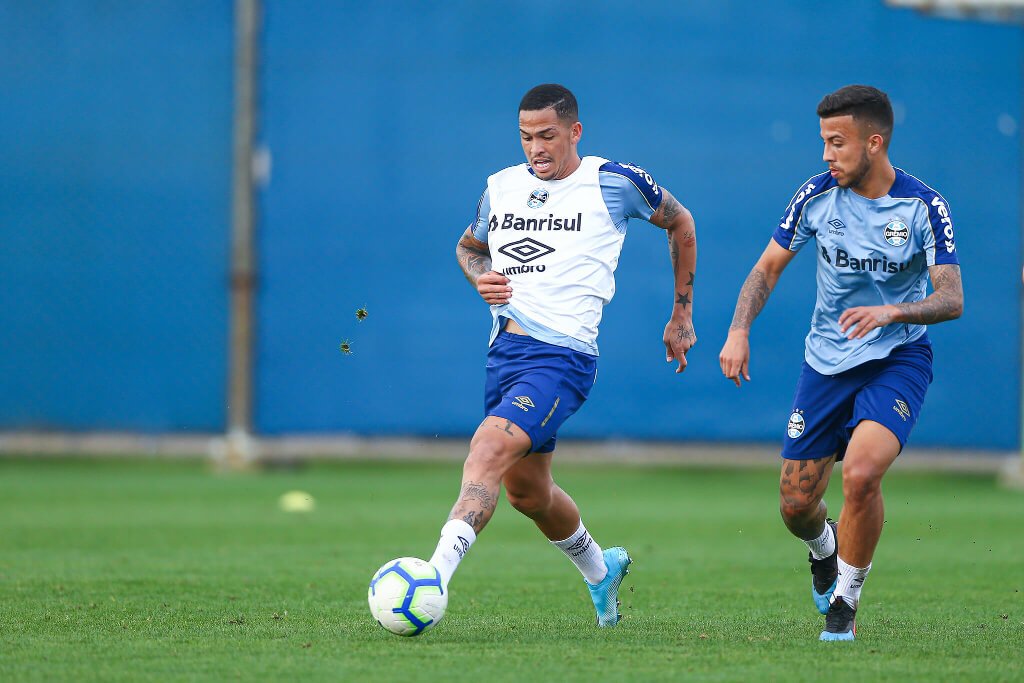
left=778, top=491, right=820, bottom=523
left=505, top=485, right=551, bottom=518
left=464, top=439, right=508, bottom=478
left=841, top=462, right=882, bottom=503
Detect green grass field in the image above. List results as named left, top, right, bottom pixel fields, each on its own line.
left=1, top=456, right=1022, bottom=682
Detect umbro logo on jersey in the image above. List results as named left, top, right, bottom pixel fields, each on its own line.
left=884, top=219, right=909, bottom=247
left=512, top=396, right=535, bottom=411
left=893, top=399, right=911, bottom=421
left=827, top=218, right=845, bottom=236
left=527, top=188, right=549, bottom=209
left=498, top=238, right=555, bottom=264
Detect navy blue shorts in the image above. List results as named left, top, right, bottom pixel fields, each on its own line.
left=484, top=332, right=597, bottom=454
left=781, top=338, right=933, bottom=461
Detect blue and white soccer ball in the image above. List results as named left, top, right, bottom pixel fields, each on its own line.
left=367, top=557, right=447, bottom=636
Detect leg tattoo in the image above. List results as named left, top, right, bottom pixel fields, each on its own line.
left=780, top=455, right=835, bottom=539
left=448, top=480, right=498, bottom=533
left=494, top=419, right=516, bottom=436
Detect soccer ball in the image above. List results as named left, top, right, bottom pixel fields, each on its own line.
left=367, top=557, right=447, bottom=636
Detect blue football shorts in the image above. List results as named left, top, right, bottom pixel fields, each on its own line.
left=781, top=337, right=933, bottom=461
left=484, top=331, right=597, bottom=454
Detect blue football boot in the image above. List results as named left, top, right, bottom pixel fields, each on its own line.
left=809, top=519, right=838, bottom=614
left=585, top=546, right=631, bottom=627
left=819, top=596, right=857, bottom=641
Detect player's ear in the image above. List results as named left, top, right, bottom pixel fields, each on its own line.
left=868, top=132, right=884, bottom=155
left=571, top=121, right=582, bottom=144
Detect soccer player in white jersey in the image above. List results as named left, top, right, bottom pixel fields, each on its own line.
left=719, top=85, right=963, bottom=640
left=425, top=83, right=698, bottom=627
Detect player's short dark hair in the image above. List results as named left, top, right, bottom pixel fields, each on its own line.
left=519, top=84, right=578, bottom=122
left=817, top=85, right=894, bottom=144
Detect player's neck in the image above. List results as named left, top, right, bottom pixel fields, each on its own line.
left=849, top=160, right=896, bottom=200
left=552, top=154, right=583, bottom=180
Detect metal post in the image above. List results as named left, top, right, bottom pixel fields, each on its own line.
left=224, top=0, right=260, bottom=467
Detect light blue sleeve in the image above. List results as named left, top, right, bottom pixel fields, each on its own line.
left=598, top=162, right=663, bottom=233
left=471, top=188, right=490, bottom=242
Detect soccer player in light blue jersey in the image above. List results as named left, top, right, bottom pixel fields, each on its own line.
left=424, top=84, right=697, bottom=627
left=719, top=85, right=963, bottom=641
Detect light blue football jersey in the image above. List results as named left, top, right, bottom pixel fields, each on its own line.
left=772, top=168, right=959, bottom=375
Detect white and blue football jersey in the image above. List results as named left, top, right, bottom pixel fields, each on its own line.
left=772, top=168, right=959, bottom=375
left=470, top=156, right=663, bottom=355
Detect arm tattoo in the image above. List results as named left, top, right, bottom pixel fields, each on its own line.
left=894, top=265, right=963, bottom=325
left=659, top=194, right=682, bottom=226
left=729, top=268, right=771, bottom=331
left=674, top=324, right=695, bottom=344
left=660, top=191, right=696, bottom=311
left=667, top=226, right=696, bottom=262
left=455, top=231, right=491, bottom=285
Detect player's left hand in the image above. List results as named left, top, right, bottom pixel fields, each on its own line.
left=663, top=316, right=696, bottom=374
left=839, top=304, right=901, bottom=339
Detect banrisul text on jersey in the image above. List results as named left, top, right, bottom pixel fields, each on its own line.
left=489, top=213, right=583, bottom=232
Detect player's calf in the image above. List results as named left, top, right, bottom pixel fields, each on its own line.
left=429, top=422, right=531, bottom=588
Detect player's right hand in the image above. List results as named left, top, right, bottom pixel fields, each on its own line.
left=476, top=271, right=512, bottom=305
left=719, top=331, right=752, bottom=387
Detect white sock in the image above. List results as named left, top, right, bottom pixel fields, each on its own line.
left=428, top=519, right=477, bottom=587
left=834, top=556, right=871, bottom=608
left=551, top=520, right=607, bottom=585
left=805, top=521, right=836, bottom=560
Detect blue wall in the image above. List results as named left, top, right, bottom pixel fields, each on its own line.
left=0, top=1, right=233, bottom=431
left=2, top=2, right=1020, bottom=449
left=256, top=1, right=1022, bottom=449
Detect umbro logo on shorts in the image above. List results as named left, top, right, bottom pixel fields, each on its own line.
left=512, top=396, right=535, bottom=411
left=893, top=399, right=911, bottom=421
